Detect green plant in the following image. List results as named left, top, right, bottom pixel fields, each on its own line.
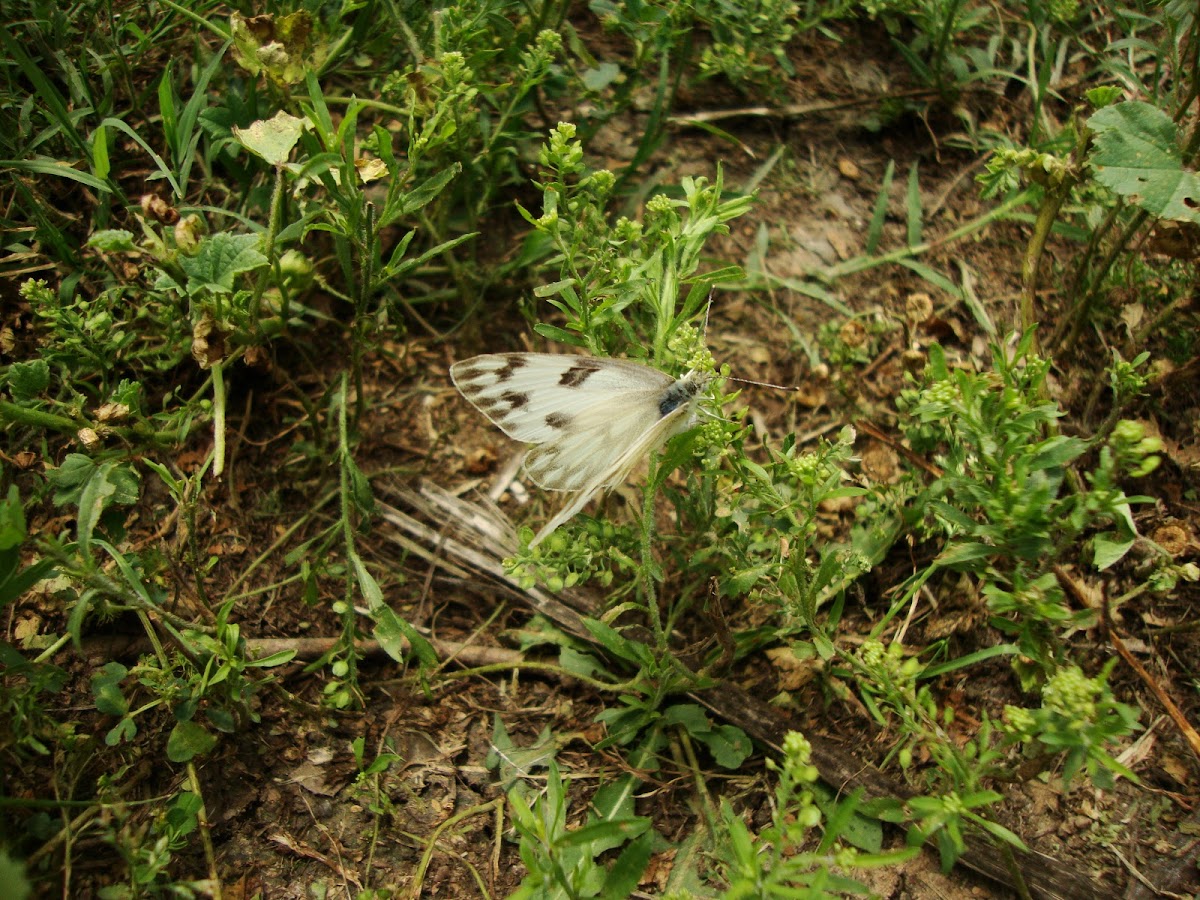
left=96, top=789, right=212, bottom=899
left=852, top=640, right=1026, bottom=871
left=694, top=0, right=802, bottom=89
left=719, top=732, right=915, bottom=896
left=491, top=718, right=654, bottom=899
left=1003, top=662, right=1140, bottom=789
left=894, top=334, right=1154, bottom=673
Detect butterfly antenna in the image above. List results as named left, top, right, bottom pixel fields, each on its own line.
left=701, top=285, right=715, bottom=339
left=725, top=374, right=801, bottom=392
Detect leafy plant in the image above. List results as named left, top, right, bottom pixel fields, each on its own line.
left=491, top=718, right=654, bottom=899
left=1003, top=662, right=1140, bottom=789
left=719, top=732, right=916, bottom=896
left=895, top=333, right=1154, bottom=673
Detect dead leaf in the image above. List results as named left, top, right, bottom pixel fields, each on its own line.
left=766, top=646, right=820, bottom=691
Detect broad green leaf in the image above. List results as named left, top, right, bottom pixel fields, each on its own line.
left=581, top=62, right=621, bottom=91
left=180, top=233, right=268, bottom=295
left=167, top=720, right=219, bottom=762
left=697, top=724, right=753, bottom=769
left=1088, top=101, right=1200, bottom=224
left=1093, top=532, right=1134, bottom=570
left=7, top=359, right=50, bottom=400
left=601, top=830, right=652, bottom=900
left=76, top=463, right=118, bottom=551
left=91, top=662, right=129, bottom=716
left=662, top=703, right=712, bottom=734
left=0, top=486, right=27, bottom=550
left=0, top=849, right=31, bottom=900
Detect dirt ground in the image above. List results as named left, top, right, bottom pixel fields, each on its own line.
left=6, top=10, right=1200, bottom=900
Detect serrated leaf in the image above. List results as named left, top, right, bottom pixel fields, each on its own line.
left=7, top=359, right=50, bottom=400
left=1088, top=101, right=1200, bottom=224
left=179, top=232, right=268, bottom=295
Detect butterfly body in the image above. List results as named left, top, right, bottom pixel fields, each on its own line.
left=450, top=353, right=708, bottom=546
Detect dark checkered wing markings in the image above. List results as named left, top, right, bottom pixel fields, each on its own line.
left=450, top=353, right=674, bottom=445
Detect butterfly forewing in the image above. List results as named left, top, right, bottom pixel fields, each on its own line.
left=450, top=354, right=676, bottom=445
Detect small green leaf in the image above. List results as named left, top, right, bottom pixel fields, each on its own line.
left=105, top=718, right=136, bottom=746
left=1093, top=532, right=1134, bottom=570
left=533, top=323, right=588, bottom=348
left=934, top=541, right=993, bottom=568
left=167, top=720, right=219, bottom=762
left=1088, top=101, right=1200, bottom=224
left=7, top=359, right=50, bottom=400
left=580, top=62, right=621, bottom=92
left=248, top=649, right=297, bottom=668
left=1029, top=436, right=1088, bottom=470
left=557, top=816, right=649, bottom=848
left=372, top=605, right=438, bottom=666
left=165, top=792, right=203, bottom=837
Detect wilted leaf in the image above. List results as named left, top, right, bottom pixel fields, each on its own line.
left=232, top=111, right=307, bottom=166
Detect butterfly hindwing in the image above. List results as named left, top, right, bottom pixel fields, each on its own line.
left=523, top=383, right=673, bottom=491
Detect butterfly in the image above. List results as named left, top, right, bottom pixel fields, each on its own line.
left=450, top=353, right=710, bottom=547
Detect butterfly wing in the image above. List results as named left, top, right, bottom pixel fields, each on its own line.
left=450, top=353, right=706, bottom=546
left=450, top=353, right=675, bottom=450
left=529, top=391, right=702, bottom=546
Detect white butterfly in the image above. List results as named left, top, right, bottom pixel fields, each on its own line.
left=450, top=353, right=710, bottom=547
